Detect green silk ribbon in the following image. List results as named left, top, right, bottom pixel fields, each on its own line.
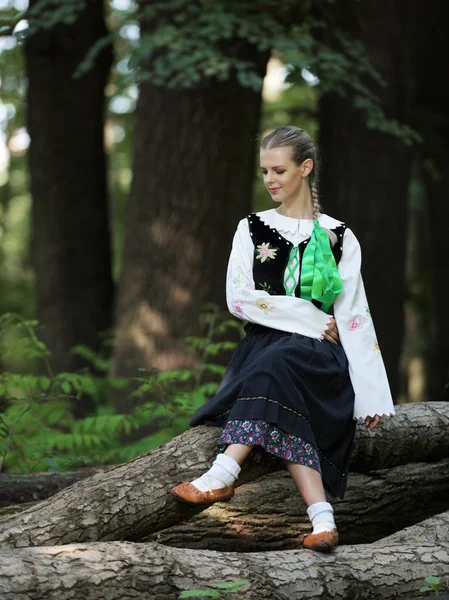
left=300, top=220, right=344, bottom=313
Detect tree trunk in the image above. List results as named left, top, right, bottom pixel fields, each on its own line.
left=411, top=2, right=449, bottom=401
left=0, top=402, right=447, bottom=548
left=0, top=510, right=448, bottom=600
left=150, top=458, right=449, bottom=551
left=317, top=0, right=417, bottom=400
left=25, top=0, right=114, bottom=411
left=109, top=2, right=269, bottom=390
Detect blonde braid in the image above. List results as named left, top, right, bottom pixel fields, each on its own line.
left=310, top=181, right=321, bottom=220
left=309, top=178, right=337, bottom=246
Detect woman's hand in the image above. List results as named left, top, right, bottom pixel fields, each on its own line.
left=324, top=317, right=339, bottom=344
left=365, top=414, right=382, bottom=430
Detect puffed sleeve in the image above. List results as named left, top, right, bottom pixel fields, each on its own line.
left=226, top=218, right=332, bottom=339
left=333, top=228, right=395, bottom=420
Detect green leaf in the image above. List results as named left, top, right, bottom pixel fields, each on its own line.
left=211, top=580, right=248, bottom=591
left=178, top=590, right=220, bottom=598
left=39, top=377, right=51, bottom=391
left=425, top=576, right=441, bottom=585
left=202, top=364, right=226, bottom=376
left=61, top=382, right=71, bottom=394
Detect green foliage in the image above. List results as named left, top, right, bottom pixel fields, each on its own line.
left=420, top=575, right=443, bottom=595
left=5, top=0, right=420, bottom=145
left=0, top=308, right=241, bottom=472
left=179, top=579, right=249, bottom=599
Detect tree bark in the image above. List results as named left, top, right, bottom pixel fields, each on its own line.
left=317, top=0, right=417, bottom=399
left=25, top=0, right=114, bottom=409
left=0, top=510, right=448, bottom=600
left=0, top=401, right=447, bottom=548
left=109, top=1, right=269, bottom=391
left=150, top=458, right=449, bottom=551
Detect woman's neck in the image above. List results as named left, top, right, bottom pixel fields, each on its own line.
left=275, top=200, right=315, bottom=220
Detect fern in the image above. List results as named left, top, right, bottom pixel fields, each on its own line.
left=0, top=308, right=243, bottom=472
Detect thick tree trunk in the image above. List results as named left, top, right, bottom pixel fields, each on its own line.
left=317, top=0, right=417, bottom=400
left=25, top=0, right=114, bottom=408
left=411, top=2, right=449, bottom=401
left=150, top=458, right=449, bottom=551
left=0, top=511, right=448, bottom=600
left=109, top=2, right=269, bottom=389
left=0, top=402, right=447, bottom=548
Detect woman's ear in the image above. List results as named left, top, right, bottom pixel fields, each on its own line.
left=301, top=158, right=314, bottom=177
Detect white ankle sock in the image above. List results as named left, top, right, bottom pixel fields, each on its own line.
left=191, top=454, right=241, bottom=492
left=307, top=501, right=336, bottom=534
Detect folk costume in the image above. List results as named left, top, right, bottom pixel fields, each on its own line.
left=188, top=209, right=394, bottom=500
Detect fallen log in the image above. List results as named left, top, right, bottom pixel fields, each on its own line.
left=0, top=401, right=447, bottom=548
left=350, top=401, right=449, bottom=470
left=149, top=458, right=449, bottom=550
left=0, top=510, right=448, bottom=600
left=0, top=467, right=108, bottom=507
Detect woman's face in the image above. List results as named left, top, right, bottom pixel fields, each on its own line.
left=260, top=147, right=310, bottom=203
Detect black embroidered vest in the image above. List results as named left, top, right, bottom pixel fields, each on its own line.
left=247, top=213, right=346, bottom=310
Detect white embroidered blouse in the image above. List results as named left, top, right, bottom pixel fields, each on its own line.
left=225, top=208, right=395, bottom=421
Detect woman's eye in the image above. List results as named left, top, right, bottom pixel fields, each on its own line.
left=276, top=171, right=285, bottom=175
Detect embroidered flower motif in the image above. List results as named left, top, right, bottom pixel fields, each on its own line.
left=231, top=272, right=245, bottom=289
left=256, top=242, right=278, bottom=263
left=345, top=314, right=368, bottom=331
left=256, top=298, right=276, bottom=314
left=373, top=339, right=380, bottom=353
left=259, top=281, right=272, bottom=292
left=216, top=419, right=321, bottom=473
left=232, top=301, right=244, bottom=317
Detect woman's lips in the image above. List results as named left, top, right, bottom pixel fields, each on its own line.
left=269, top=187, right=281, bottom=193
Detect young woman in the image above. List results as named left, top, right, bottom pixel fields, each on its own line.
left=171, top=125, right=395, bottom=552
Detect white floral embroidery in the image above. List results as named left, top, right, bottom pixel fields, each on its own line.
left=256, top=298, right=276, bottom=314
left=231, top=271, right=245, bottom=289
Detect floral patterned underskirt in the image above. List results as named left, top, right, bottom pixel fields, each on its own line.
left=217, top=418, right=321, bottom=473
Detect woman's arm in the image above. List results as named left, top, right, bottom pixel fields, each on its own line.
left=333, top=228, right=395, bottom=420
left=226, top=218, right=332, bottom=339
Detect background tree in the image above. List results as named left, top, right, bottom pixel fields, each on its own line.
left=410, top=0, right=449, bottom=401
left=24, top=0, right=114, bottom=415
left=315, top=0, right=419, bottom=399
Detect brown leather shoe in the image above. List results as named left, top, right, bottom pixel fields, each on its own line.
left=303, top=528, right=339, bottom=552
left=170, top=481, right=235, bottom=505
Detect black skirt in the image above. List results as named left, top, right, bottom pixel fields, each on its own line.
left=189, top=323, right=356, bottom=499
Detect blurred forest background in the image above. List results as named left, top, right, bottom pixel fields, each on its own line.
left=0, top=0, right=448, bottom=473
